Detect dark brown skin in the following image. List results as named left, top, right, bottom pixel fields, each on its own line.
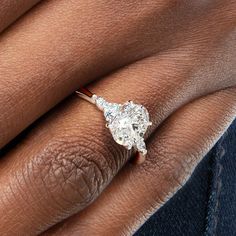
left=1, top=0, right=235, bottom=148
left=0, top=1, right=235, bottom=235
left=44, top=89, right=236, bottom=236
left=0, top=0, right=41, bottom=33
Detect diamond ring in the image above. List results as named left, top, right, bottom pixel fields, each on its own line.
left=76, top=88, right=152, bottom=162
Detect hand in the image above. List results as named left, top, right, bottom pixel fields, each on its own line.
left=43, top=88, right=236, bottom=236
left=0, top=1, right=235, bottom=235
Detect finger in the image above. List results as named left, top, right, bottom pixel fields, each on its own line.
left=0, top=0, right=165, bottom=148
left=0, top=0, right=41, bottom=33
left=0, top=0, right=235, bottom=148
left=0, top=38, right=235, bottom=235
left=43, top=88, right=236, bottom=236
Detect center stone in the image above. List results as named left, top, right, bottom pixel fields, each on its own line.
left=95, top=97, right=151, bottom=155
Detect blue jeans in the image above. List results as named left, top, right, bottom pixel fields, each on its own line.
left=136, top=119, right=236, bottom=236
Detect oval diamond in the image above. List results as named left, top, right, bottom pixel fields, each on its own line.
left=106, top=101, right=151, bottom=154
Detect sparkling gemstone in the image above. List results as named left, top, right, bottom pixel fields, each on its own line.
left=95, top=97, right=151, bottom=154
left=95, top=96, right=108, bottom=110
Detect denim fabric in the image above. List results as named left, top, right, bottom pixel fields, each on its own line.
left=136, top=119, right=236, bottom=236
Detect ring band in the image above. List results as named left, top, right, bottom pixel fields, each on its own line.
left=76, top=88, right=152, bottom=162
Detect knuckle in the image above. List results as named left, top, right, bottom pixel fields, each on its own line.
left=34, top=132, right=121, bottom=209
left=161, top=140, right=199, bottom=181
left=144, top=136, right=198, bottom=194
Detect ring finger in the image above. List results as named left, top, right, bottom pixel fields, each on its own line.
left=43, top=88, right=236, bottom=236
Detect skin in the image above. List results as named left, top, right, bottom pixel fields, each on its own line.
left=0, top=0, right=41, bottom=33
left=1, top=0, right=235, bottom=148
left=44, top=88, right=236, bottom=236
left=0, top=0, right=235, bottom=235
